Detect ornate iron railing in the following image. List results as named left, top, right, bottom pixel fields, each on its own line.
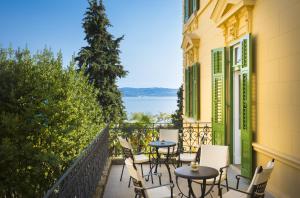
left=110, top=122, right=212, bottom=157
left=44, top=126, right=110, bottom=198
left=44, top=122, right=211, bottom=197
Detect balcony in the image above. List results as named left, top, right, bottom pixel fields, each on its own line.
left=44, top=123, right=272, bottom=198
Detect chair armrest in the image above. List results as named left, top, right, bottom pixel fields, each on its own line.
left=144, top=183, right=174, bottom=190
left=235, top=174, right=251, bottom=189
left=217, top=165, right=230, bottom=185
left=219, top=187, right=252, bottom=198
left=219, top=165, right=230, bottom=172
left=236, top=174, right=251, bottom=180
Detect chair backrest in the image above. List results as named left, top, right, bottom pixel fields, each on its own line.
left=195, top=145, right=201, bottom=162
left=246, top=159, right=275, bottom=198
left=125, top=158, right=146, bottom=197
left=118, top=137, right=134, bottom=159
left=159, top=129, right=179, bottom=143
left=118, top=136, right=133, bottom=150
left=199, top=145, right=229, bottom=172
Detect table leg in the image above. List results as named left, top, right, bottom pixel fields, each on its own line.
left=165, top=146, right=173, bottom=184
left=154, top=147, right=159, bottom=173
left=187, top=179, right=196, bottom=198
left=200, top=179, right=206, bottom=198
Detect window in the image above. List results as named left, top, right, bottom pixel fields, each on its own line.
left=184, top=0, right=200, bottom=23
left=233, top=44, right=241, bottom=66
left=185, top=63, right=200, bottom=120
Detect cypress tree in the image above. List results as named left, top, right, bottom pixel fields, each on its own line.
left=171, top=85, right=183, bottom=128
left=76, top=0, right=127, bottom=124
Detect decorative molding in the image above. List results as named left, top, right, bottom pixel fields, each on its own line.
left=182, top=32, right=200, bottom=66
left=252, top=142, right=300, bottom=170
left=210, top=0, right=255, bottom=44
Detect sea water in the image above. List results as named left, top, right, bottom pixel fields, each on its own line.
left=122, top=96, right=177, bottom=115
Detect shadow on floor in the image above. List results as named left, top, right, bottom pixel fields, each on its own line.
left=103, top=164, right=254, bottom=198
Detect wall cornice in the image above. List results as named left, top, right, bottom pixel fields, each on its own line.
left=252, top=142, right=300, bottom=170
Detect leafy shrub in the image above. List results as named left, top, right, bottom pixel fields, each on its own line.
left=0, top=47, right=104, bottom=196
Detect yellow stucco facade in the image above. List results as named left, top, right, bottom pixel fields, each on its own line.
left=182, top=0, right=300, bottom=197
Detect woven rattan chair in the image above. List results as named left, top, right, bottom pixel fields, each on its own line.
left=125, top=158, right=175, bottom=198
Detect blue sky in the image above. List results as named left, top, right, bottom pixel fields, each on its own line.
left=0, top=0, right=183, bottom=88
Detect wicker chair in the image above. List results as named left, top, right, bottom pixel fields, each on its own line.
left=125, top=158, right=175, bottom=198
left=219, top=159, right=275, bottom=198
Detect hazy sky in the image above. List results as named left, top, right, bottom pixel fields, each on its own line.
left=0, top=0, right=183, bottom=88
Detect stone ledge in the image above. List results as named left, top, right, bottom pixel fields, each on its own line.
left=93, top=158, right=112, bottom=198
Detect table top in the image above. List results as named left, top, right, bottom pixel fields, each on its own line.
left=174, top=166, right=219, bottom=180
left=149, top=140, right=176, bottom=148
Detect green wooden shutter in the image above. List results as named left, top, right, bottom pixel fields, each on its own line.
left=185, top=67, right=190, bottom=116
left=192, top=0, right=197, bottom=13
left=196, top=0, right=200, bottom=10
left=212, top=48, right=226, bottom=145
left=184, top=0, right=189, bottom=22
left=189, top=0, right=193, bottom=17
left=189, top=66, right=193, bottom=117
left=240, top=34, right=253, bottom=178
left=192, top=63, right=200, bottom=120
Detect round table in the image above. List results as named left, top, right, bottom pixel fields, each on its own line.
left=174, top=166, right=219, bottom=198
left=148, top=140, right=176, bottom=183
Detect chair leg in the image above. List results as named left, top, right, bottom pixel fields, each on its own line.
left=225, top=177, right=229, bottom=191
left=128, top=176, right=132, bottom=188
left=120, top=163, right=125, bottom=181
left=150, top=163, right=154, bottom=184
left=140, top=163, right=144, bottom=177
left=159, top=174, right=162, bottom=185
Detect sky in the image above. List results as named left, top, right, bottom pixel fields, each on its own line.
left=0, top=0, right=183, bottom=89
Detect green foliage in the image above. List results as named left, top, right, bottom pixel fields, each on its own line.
left=111, top=112, right=175, bottom=156
left=128, top=112, right=155, bottom=124
left=171, top=85, right=183, bottom=128
left=0, top=47, right=104, bottom=196
left=76, top=0, right=127, bottom=124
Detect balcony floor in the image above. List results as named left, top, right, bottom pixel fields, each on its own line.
left=103, top=163, right=273, bottom=198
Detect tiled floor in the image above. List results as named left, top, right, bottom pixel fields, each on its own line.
left=103, top=163, right=258, bottom=198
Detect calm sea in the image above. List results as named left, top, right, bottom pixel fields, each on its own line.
left=122, top=96, right=177, bottom=115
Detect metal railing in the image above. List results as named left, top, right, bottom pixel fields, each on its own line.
left=110, top=122, right=212, bottom=157
left=44, top=126, right=110, bottom=198
left=44, top=122, right=212, bottom=197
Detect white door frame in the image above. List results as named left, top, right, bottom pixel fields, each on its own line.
left=233, top=69, right=241, bottom=164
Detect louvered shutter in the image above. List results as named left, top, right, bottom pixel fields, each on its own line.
left=192, top=63, right=200, bottom=120
left=192, top=0, right=197, bottom=13
left=240, top=34, right=253, bottom=178
left=185, top=67, right=190, bottom=116
left=212, top=48, right=226, bottom=145
left=184, top=0, right=189, bottom=22
left=189, top=66, right=193, bottom=117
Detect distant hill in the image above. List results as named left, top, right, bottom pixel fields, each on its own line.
left=120, top=87, right=178, bottom=97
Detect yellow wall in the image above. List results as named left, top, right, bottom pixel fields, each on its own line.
left=182, top=0, right=300, bottom=197
left=183, top=0, right=224, bottom=122
left=252, top=0, right=300, bottom=197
